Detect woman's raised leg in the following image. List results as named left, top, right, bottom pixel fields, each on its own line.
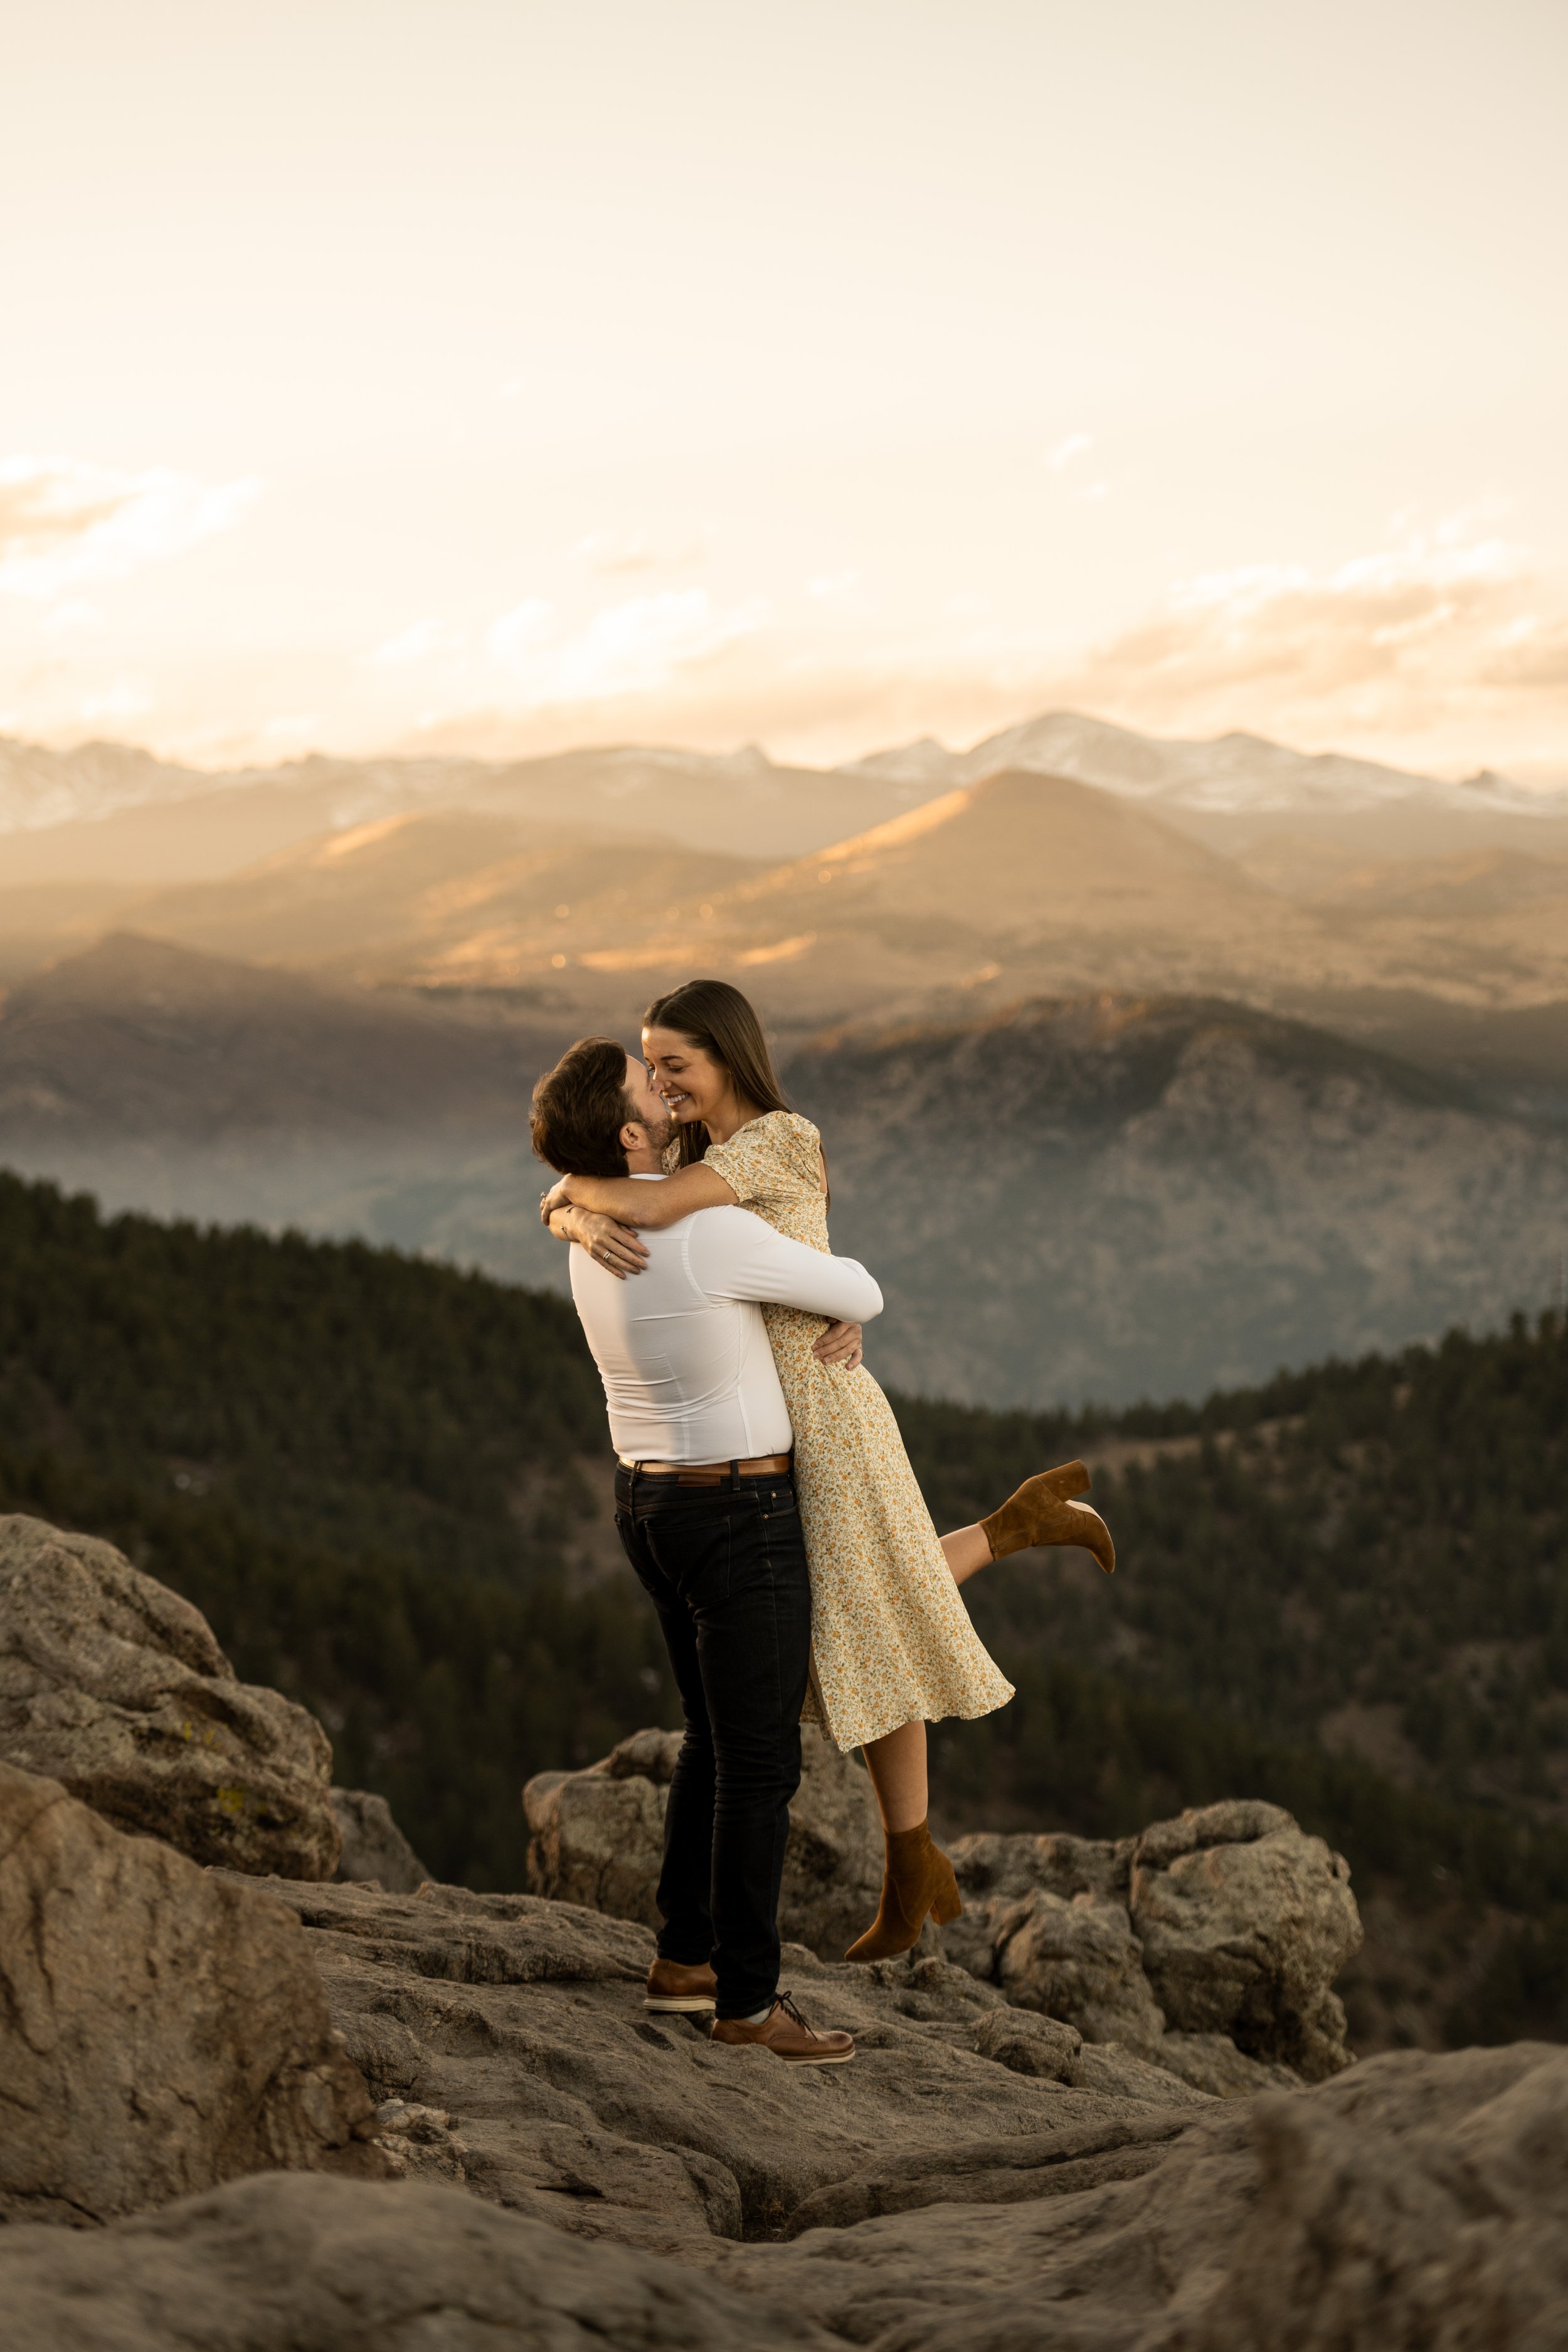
left=940, top=1459, right=1115, bottom=1584
left=938, top=1525, right=992, bottom=1587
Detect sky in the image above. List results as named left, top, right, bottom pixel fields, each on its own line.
left=3, top=0, right=1566, bottom=782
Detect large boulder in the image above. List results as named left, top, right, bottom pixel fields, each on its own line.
left=0, top=1514, right=339, bottom=1878
left=524, top=1721, right=884, bottom=1960
left=943, top=1804, right=1357, bottom=2088
left=995, top=1889, right=1168, bottom=2052
left=1130, top=1800, right=1364, bottom=2081
left=331, top=1787, right=430, bottom=1894
left=942, top=1828, right=1134, bottom=1980
left=0, top=1761, right=387, bottom=2222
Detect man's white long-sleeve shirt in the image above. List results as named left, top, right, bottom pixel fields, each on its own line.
left=568, top=1178, right=883, bottom=1463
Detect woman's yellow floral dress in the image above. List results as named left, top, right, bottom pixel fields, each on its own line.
left=689, top=1109, right=1014, bottom=1752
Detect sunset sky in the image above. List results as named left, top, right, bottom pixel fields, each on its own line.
left=4, top=0, right=1566, bottom=781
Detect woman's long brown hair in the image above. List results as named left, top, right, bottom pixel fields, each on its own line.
left=642, top=978, right=791, bottom=1168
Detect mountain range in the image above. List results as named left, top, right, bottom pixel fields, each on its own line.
left=8, top=745, right=1568, bottom=1028
left=3, top=708, right=1567, bottom=1404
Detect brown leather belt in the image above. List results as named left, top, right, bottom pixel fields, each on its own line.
left=618, top=1452, right=793, bottom=1486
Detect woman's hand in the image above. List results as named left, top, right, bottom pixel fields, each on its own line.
left=539, top=1176, right=578, bottom=1227
left=550, top=1205, right=649, bottom=1279
left=813, top=1320, right=863, bottom=1370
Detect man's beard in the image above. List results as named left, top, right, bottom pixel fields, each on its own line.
left=645, top=1105, right=679, bottom=1155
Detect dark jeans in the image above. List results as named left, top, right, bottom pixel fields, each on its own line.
left=613, top=1464, right=812, bottom=2020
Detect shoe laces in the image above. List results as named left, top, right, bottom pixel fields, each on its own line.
left=771, top=1989, right=817, bottom=2036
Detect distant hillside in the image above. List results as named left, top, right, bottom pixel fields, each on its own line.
left=788, top=995, right=1568, bottom=1404
left=6, top=941, right=1567, bottom=1404
left=0, top=933, right=566, bottom=1266
left=119, top=811, right=770, bottom=985
left=1, top=1169, right=1564, bottom=2050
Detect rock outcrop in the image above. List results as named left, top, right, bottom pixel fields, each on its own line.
left=0, top=1761, right=388, bottom=2222
left=525, top=1721, right=885, bottom=1959
left=0, top=1513, right=339, bottom=1878
left=948, top=1803, right=1360, bottom=2083
left=998, top=1890, right=1168, bottom=2050
left=1130, top=1798, right=1363, bottom=2080
left=531, top=1742, right=1360, bottom=2088
left=331, top=1786, right=430, bottom=1894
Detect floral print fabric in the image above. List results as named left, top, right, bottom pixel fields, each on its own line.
left=693, top=1110, right=1015, bottom=1751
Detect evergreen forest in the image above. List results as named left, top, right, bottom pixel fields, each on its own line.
left=2, top=1167, right=1564, bottom=2054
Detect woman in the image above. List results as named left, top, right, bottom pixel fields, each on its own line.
left=541, top=977, right=1114, bottom=1960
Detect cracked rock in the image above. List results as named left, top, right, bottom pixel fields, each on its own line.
left=0, top=1760, right=388, bottom=2223
left=0, top=1513, right=339, bottom=1878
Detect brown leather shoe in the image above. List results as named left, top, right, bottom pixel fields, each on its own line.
left=709, top=1991, right=854, bottom=2065
left=644, top=1957, right=718, bottom=2013
left=981, top=1459, right=1115, bottom=1575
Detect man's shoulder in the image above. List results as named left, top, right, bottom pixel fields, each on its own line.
left=672, top=1202, right=760, bottom=1250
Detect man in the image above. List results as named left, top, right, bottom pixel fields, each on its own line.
left=531, top=1037, right=879, bottom=2065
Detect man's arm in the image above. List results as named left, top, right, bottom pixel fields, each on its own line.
left=688, top=1209, right=883, bottom=1325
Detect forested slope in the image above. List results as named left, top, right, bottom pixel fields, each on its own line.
left=2, top=1167, right=1564, bottom=2046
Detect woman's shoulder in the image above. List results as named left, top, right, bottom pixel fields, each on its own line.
left=756, top=1108, right=820, bottom=1152
left=705, top=1109, right=821, bottom=1195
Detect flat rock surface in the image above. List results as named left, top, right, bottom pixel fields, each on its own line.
left=253, top=1875, right=1214, bottom=2259
left=6, top=1995, right=1564, bottom=2349
left=0, top=1514, right=339, bottom=1878
left=714, top=2042, right=1568, bottom=2351
left=0, top=2171, right=836, bottom=2352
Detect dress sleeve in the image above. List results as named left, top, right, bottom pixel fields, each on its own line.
left=701, top=1113, right=820, bottom=1213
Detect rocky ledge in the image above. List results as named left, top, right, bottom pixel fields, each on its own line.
left=4, top=1509, right=1567, bottom=2349
left=526, top=1722, right=1360, bottom=2089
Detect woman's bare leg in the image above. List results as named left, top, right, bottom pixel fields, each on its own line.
left=939, top=1525, right=992, bottom=1587
left=861, top=1718, right=928, bottom=1832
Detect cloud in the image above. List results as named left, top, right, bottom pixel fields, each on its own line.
left=485, top=588, right=765, bottom=704
left=1041, top=519, right=1568, bottom=756
left=367, top=617, right=445, bottom=667
left=0, top=455, right=261, bottom=598
left=568, top=530, right=706, bottom=578
left=485, top=598, right=554, bottom=669
left=1048, top=433, right=1093, bottom=470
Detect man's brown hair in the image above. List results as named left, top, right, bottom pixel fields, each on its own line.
left=530, top=1037, right=636, bottom=1177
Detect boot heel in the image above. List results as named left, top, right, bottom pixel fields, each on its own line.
left=1042, top=1458, right=1090, bottom=1500
left=930, top=1854, right=963, bottom=1926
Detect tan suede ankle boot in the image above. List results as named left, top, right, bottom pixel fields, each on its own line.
left=844, top=1820, right=963, bottom=1963
left=980, top=1459, right=1115, bottom=1574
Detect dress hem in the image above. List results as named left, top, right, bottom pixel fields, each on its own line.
left=817, top=1681, right=1017, bottom=1756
